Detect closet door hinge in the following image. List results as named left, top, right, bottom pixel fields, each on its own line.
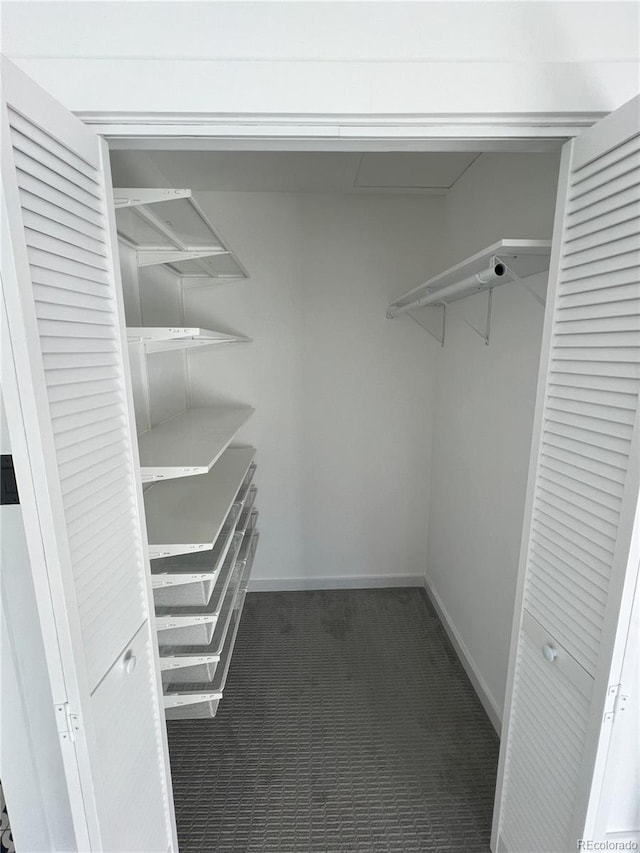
left=603, top=684, right=629, bottom=723
left=56, top=702, right=80, bottom=743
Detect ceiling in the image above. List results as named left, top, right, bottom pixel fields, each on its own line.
left=109, top=150, right=482, bottom=195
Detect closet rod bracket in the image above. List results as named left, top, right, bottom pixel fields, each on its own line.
left=406, top=303, right=446, bottom=347
left=450, top=287, right=493, bottom=346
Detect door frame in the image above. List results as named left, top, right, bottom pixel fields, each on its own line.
left=98, top=108, right=639, bottom=853
left=2, top=98, right=630, bottom=851
left=93, top=106, right=640, bottom=851
left=82, top=110, right=593, bottom=153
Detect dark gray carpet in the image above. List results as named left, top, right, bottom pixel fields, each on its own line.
left=167, top=588, right=499, bottom=852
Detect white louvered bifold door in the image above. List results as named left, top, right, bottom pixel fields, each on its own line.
left=493, top=97, right=640, bottom=853
left=1, top=60, right=176, bottom=850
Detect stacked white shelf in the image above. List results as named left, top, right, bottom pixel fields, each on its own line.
left=163, top=529, right=259, bottom=719
left=127, top=327, right=250, bottom=353
left=114, top=186, right=260, bottom=720
left=115, top=189, right=248, bottom=282
left=138, top=406, right=254, bottom=483
left=145, top=446, right=256, bottom=558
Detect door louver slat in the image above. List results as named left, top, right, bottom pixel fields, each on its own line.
left=7, top=107, right=97, bottom=177
left=20, top=188, right=106, bottom=240
left=17, top=169, right=105, bottom=222
left=14, top=149, right=104, bottom=212
left=572, top=134, right=640, bottom=182
left=10, top=127, right=103, bottom=196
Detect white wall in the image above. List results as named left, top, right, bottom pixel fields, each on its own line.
left=178, top=191, right=444, bottom=586
left=425, top=153, right=561, bottom=726
left=0, top=397, right=76, bottom=852
left=3, top=2, right=638, bottom=117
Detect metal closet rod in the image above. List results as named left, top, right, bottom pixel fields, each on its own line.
left=387, top=259, right=506, bottom=318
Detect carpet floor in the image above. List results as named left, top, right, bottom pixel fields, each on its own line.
left=167, top=587, right=499, bottom=852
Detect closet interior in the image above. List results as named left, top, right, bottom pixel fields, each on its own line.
left=108, top=148, right=561, bottom=729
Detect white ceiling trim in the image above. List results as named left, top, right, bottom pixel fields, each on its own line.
left=83, top=112, right=601, bottom=152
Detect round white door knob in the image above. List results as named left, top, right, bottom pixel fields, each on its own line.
left=124, top=653, right=137, bottom=674
left=542, top=644, right=558, bottom=663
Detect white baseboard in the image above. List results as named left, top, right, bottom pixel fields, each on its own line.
left=247, top=574, right=425, bottom=592
left=422, top=574, right=502, bottom=734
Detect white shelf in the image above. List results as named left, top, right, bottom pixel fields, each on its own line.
left=162, top=531, right=258, bottom=705
left=156, top=532, right=243, bottom=623
left=388, top=239, right=552, bottom=314
left=138, top=406, right=254, bottom=483
left=127, top=327, right=250, bottom=353
left=150, top=505, right=242, bottom=592
left=151, top=465, right=255, bottom=606
left=161, top=557, right=244, bottom=690
left=115, top=192, right=248, bottom=281
left=154, top=533, right=244, bottom=645
left=145, top=446, right=256, bottom=559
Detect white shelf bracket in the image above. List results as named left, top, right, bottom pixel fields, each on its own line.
left=497, top=253, right=547, bottom=307
left=522, top=281, right=547, bottom=307
left=450, top=287, right=494, bottom=346
left=113, top=188, right=191, bottom=209
left=407, top=303, right=447, bottom=347
left=137, top=248, right=230, bottom=268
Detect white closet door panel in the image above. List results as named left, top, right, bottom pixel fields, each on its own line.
left=91, top=622, right=169, bottom=853
left=2, top=59, right=175, bottom=849
left=501, top=618, right=593, bottom=853
left=494, top=97, right=640, bottom=853
left=7, top=105, right=147, bottom=689
left=526, top=137, right=640, bottom=674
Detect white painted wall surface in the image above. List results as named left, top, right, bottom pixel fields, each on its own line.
left=179, top=192, right=444, bottom=586
left=2, top=2, right=638, bottom=117
left=0, top=396, right=76, bottom=852
left=425, top=153, right=561, bottom=724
